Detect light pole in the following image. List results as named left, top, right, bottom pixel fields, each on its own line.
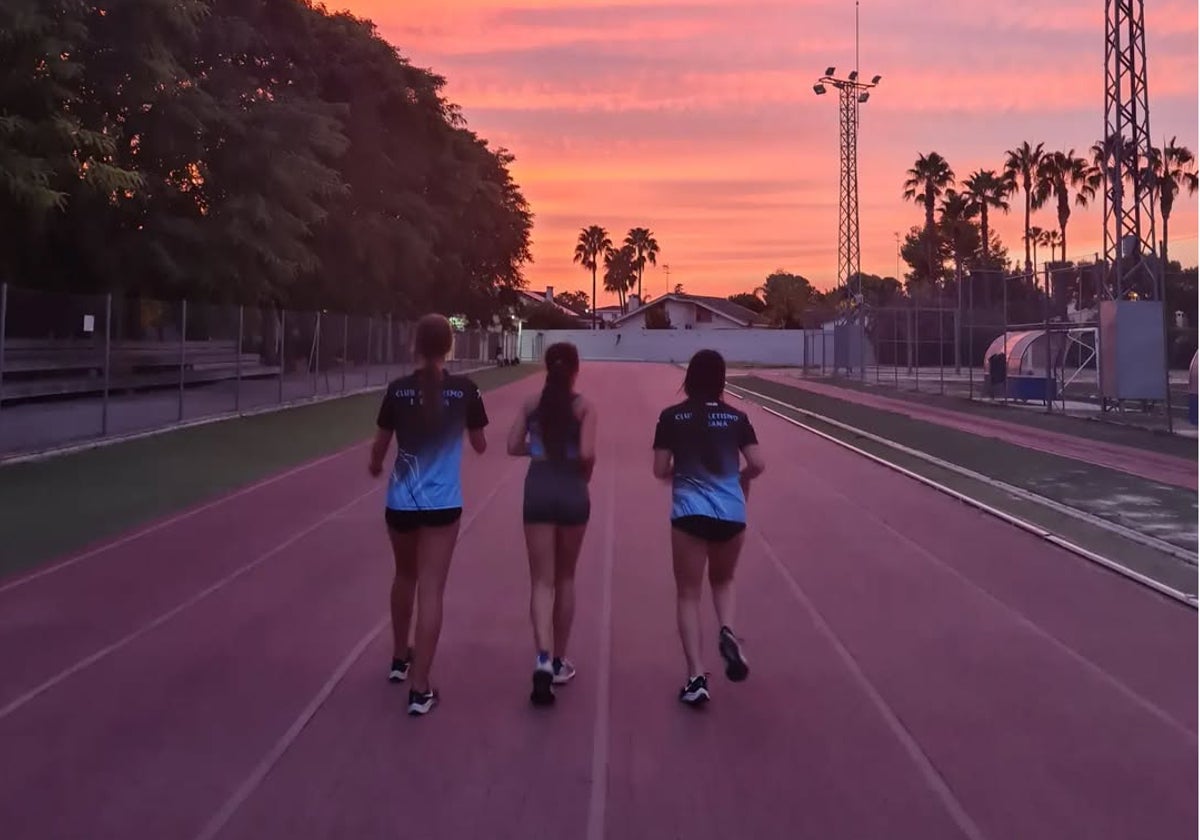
left=814, top=67, right=881, bottom=318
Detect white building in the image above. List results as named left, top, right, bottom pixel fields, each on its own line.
left=609, top=294, right=766, bottom=331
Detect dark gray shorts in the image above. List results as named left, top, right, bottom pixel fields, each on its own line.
left=523, top=460, right=590, bottom=526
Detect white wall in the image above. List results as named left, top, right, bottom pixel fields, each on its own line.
left=519, top=327, right=841, bottom=367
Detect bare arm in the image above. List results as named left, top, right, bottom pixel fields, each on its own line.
left=739, top=443, right=765, bottom=497
left=578, top=399, right=597, bottom=481
left=368, top=428, right=391, bottom=477
left=506, top=397, right=533, bottom=456
left=469, top=427, right=488, bottom=455
left=652, top=449, right=673, bottom=480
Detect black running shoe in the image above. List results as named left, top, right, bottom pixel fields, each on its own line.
left=388, top=655, right=411, bottom=683
left=679, top=675, right=710, bottom=707
left=531, top=654, right=555, bottom=707
left=408, top=688, right=438, bottom=716
left=718, top=626, right=749, bottom=682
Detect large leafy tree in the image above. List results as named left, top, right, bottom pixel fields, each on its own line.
left=757, top=270, right=815, bottom=329
left=0, top=1, right=532, bottom=320
left=1004, top=141, right=1044, bottom=275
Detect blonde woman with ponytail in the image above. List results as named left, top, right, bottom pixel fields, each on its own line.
left=369, top=313, right=489, bottom=716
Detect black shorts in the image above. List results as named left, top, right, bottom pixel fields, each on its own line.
left=671, top=515, right=746, bottom=543
left=385, top=507, right=463, bottom=533
left=523, top=460, right=591, bottom=526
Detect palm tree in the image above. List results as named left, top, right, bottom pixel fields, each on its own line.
left=603, top=245, right=637, bottom=313
left=1144, top=138, right=1199, bottom=268
left=903, top=152, right=956, bottom=286
left=963, top=169, right=1012, bottom=267
left=1034, top=150, right=1097, bottom=261
left=1040, top=228, right=1062, bottom=264
left=573, top=225, right=612, bottom=329
left=1026, top=225, right=1046, bottom=274
left=1004, top=141, right=1044, bottom=275
left=939, top=190, right=978, bottom=373
left=624, top=227, right=660, bottom=305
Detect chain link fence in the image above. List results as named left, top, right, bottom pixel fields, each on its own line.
left=796, top=265, right=1194, bottom=431
left=0, top=285, right=513, bottom=457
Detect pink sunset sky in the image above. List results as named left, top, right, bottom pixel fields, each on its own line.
left=342, top=0, right=1198, bottom=305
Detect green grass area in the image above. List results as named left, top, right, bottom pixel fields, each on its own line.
left=0, top=364, right=535, bottom=579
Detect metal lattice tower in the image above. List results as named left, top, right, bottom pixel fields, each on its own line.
left=838, top=84, right=861, bottom=316
left=1103, top=0, right=1159, bottom=299
left=814, top=3, right=879, bottom=322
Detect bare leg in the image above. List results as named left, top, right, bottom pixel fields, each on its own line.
left=707, top=530, right=745, bottom=631
left=524, top=523, right=557, bottom=654
left=552, top=524, right=588, bottom=659
left=409, top=520, right=461, bottom=693
left=387, top=528, right=419, bottom=659
left=671, top=527, right=709, bottom=678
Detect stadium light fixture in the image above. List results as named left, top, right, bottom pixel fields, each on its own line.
left=824, top=66, right=836, bottom=77
left=813, top=83, right=827, bottom=95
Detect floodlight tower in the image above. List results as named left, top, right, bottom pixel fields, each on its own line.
left=1102, top=0, right=1159, bottom=300
left=813, top=3, right=880, bottom=321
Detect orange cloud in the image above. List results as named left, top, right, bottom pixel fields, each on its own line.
left=335, top=0, right=1198, bottom=302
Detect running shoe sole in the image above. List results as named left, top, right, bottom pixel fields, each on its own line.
left=531, top=669, right=556, bottom=706
left=719, top=632, right=749, bottom=682
left=408, top=693, right=438, bottom=716
left=388, top=666, right=409, bottom=683
left=552, top=667, right=576, bottom=686
left=680, top=686, right=710, bottom=707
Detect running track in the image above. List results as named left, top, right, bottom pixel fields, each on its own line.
left=0, top=363, right=1194, bottom=840
left=756, top=372, right=1197, bottom=490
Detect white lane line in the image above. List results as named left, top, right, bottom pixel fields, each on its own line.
left=0, top=487, right=378, bottom=721
left=754, top=530, right=989, bottom=840
left=0, top=442, right=364, bottom=595
left=586, top=440, right=617, bottom=840
left=193, top=463, right=520, bottom=840
left=728, top=385, right=1196, bottom=609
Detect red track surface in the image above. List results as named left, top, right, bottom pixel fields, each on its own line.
left=758, top=373, right=1198, bottom=490
left=0, top=363, right=1194, bottom=840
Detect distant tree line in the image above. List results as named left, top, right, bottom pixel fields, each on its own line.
left=0, top=0, right=532, bottom=323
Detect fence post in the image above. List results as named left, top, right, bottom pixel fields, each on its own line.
left=0, top=283, right=7, bottom=417
left=364, top=316, right=372, bottom=387
left=235, top=305, right=243, bottom=413
left=967, top=273, right=975, bottom=399
left=278, top=309, right=286, bottom=404
left=893, top=308, right=899, bottom=389
left=342, top=313, right=349, bottom=394
left=939, top=303, right=945, bottom=395
left=913, top=304, right=920, bottom=392
left=178, top=299, right=187, bottom=422
left=102, top=293, right=112, bottom=434
left=0, top=283, right=7, bottom=423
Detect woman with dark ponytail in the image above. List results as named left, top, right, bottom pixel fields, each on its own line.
left=652, top=349, right=764, bottom=707
left=507, top=342, right=596, bottom=707
left=369, top=313, right=489, bottom=717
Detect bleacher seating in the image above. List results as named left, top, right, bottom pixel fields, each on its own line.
left=1, top=339, right=280, bottom=402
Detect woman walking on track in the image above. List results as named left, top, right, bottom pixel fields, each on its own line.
left=652, top=349, right=765, bottom=707
left=507, top=342, right=596, bottom=707
left=368, top=313, right=489, bottom=716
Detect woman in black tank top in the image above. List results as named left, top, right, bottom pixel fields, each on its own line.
left=507, top=342, right=597, bottom=707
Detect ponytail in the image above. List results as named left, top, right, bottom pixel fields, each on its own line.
left=413, top=313, right=453, bottom=426
left=538, top=342, right=580, bottom=460
left=682, top=349, right=726, bottom=474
